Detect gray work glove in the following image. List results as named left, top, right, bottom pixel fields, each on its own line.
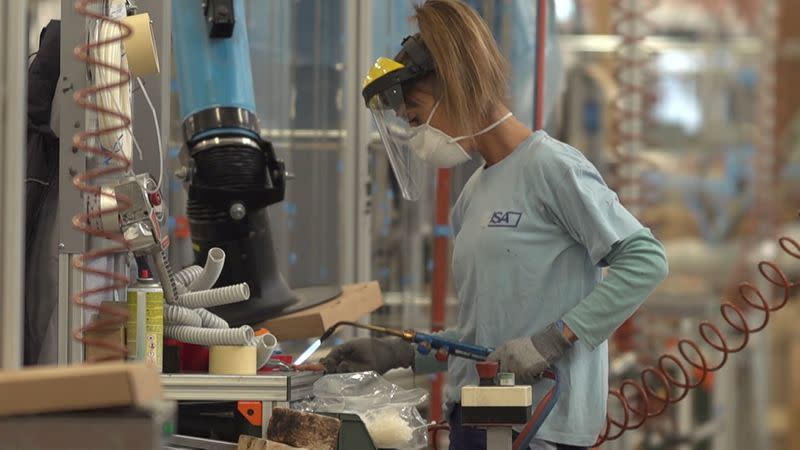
left=488, top=323, right=571, bottom=384
left=321, top=337, right=415, bottom=374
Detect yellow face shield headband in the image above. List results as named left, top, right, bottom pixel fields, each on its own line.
left=360, top=35, right=436, bottom=202
left=361, top=34, right=435, bottom=110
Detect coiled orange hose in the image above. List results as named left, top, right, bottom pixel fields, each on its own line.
left=608, top=0, right=660, bottom=216
left=608, top=0, right=661, bottom=358
left=70, top=0, right=133, bottom=361
left=600, top=1, right=788, bottom=445
left=597, top=236, right=799, bottom=445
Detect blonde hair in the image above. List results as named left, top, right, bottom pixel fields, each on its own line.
left=406, top=0, right=509, bottom=133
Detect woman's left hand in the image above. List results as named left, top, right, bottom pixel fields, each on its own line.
left=488, top=323, right=572, bottom=383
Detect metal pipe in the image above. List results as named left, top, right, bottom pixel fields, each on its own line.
left=534, top=0, right=548, bottom=130
left=431, top=169, right=450, bottom=334
left=57, top=0, right=90, bottom=364
left=0, top=0, right=28, bottom=369
left=430, top=167, right=451, bottom=423
left=341, top=0, right=359, bottom=286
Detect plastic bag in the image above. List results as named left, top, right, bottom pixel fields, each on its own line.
left=297, top=372, right=429, bottom=449
left=361, top=404, right=429, bottom=449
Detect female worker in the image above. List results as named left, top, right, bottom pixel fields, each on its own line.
left=321, top=1, right=669, bottom=449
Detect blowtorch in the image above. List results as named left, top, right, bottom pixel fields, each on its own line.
left=294, top=321, right=494, bottom=366
left=293, top=321, right=562, bottom=450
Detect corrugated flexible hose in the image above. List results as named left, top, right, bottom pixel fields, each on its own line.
left=174, top=283, right=250, bottom=309
left=165, top=324, right=254, bottom=346
left=174, top=265, right=203, bottom=289
left=70, top=0, right=133, bottom=361
left=164, top=304, right=202, bottom=328
left=196, top=307, right=230, bottom=329
left=189, top=247, right=225, bottom=292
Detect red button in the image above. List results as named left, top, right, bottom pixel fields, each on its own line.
left=148, top=192, right=162, bottom=206
left=475, top=361, right=499, bottom=380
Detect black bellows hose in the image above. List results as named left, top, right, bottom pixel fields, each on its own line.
left=186, top=144, right=295, bottom=326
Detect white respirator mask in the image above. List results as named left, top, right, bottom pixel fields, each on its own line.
left=409, top=101, right=513, bottom=168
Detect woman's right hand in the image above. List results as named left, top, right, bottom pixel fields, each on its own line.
left=320, top=337, right=414, bottom=374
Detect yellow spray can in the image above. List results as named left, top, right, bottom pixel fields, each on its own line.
left=127, top=270, right=164, bottom=371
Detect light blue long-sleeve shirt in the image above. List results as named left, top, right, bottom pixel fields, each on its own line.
left=416, top=131, right=667, bottom=446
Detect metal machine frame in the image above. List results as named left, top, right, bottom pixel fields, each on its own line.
left=0, top=0, right=28, bottom=370
left=342, top=0, right=374, bottom=287
left=50, top=4, right=373, bottom=449
left=162, top=371, right=320, bottom=444
left=56, top=0, right=173, bottom=364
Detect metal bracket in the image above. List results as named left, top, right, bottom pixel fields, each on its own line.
left=204, top=0, right=235, bottom=38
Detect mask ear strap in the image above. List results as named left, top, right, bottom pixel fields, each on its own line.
left=452, top=111, right=514, bottom=142
left=425, top=100, right=441, bottom=125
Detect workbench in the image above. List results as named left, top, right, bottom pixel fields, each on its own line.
left=162, top=372, right=321, bottom=450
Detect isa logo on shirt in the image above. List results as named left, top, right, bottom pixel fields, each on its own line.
left=488, top=211, right=522, bottom=228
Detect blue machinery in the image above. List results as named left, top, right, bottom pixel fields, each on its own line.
left=172, top=0, right=258, bottom=135
left=172, top=0, right=301, bottom=326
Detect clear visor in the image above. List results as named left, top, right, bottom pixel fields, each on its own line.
left=368, top=94, right=429, bottom=201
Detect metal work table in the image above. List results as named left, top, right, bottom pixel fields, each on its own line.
left=162, top=372, right=321, bottom=449
left=161, top=371, right=320, bottom=401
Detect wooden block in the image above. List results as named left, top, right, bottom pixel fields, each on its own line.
left=258, top=282, right=383, bottom=341
left=462, top=386, right=532, bottom=407
left=267, top=408, right=340, bottom=450
left=0, top=362, right=162, bottom=417
left=238, top=435, right=268, bottom=450
left=237, top=435, right=308, bottom=450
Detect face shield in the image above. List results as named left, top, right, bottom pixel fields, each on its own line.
left=362, top=36, right=435, bottom=201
